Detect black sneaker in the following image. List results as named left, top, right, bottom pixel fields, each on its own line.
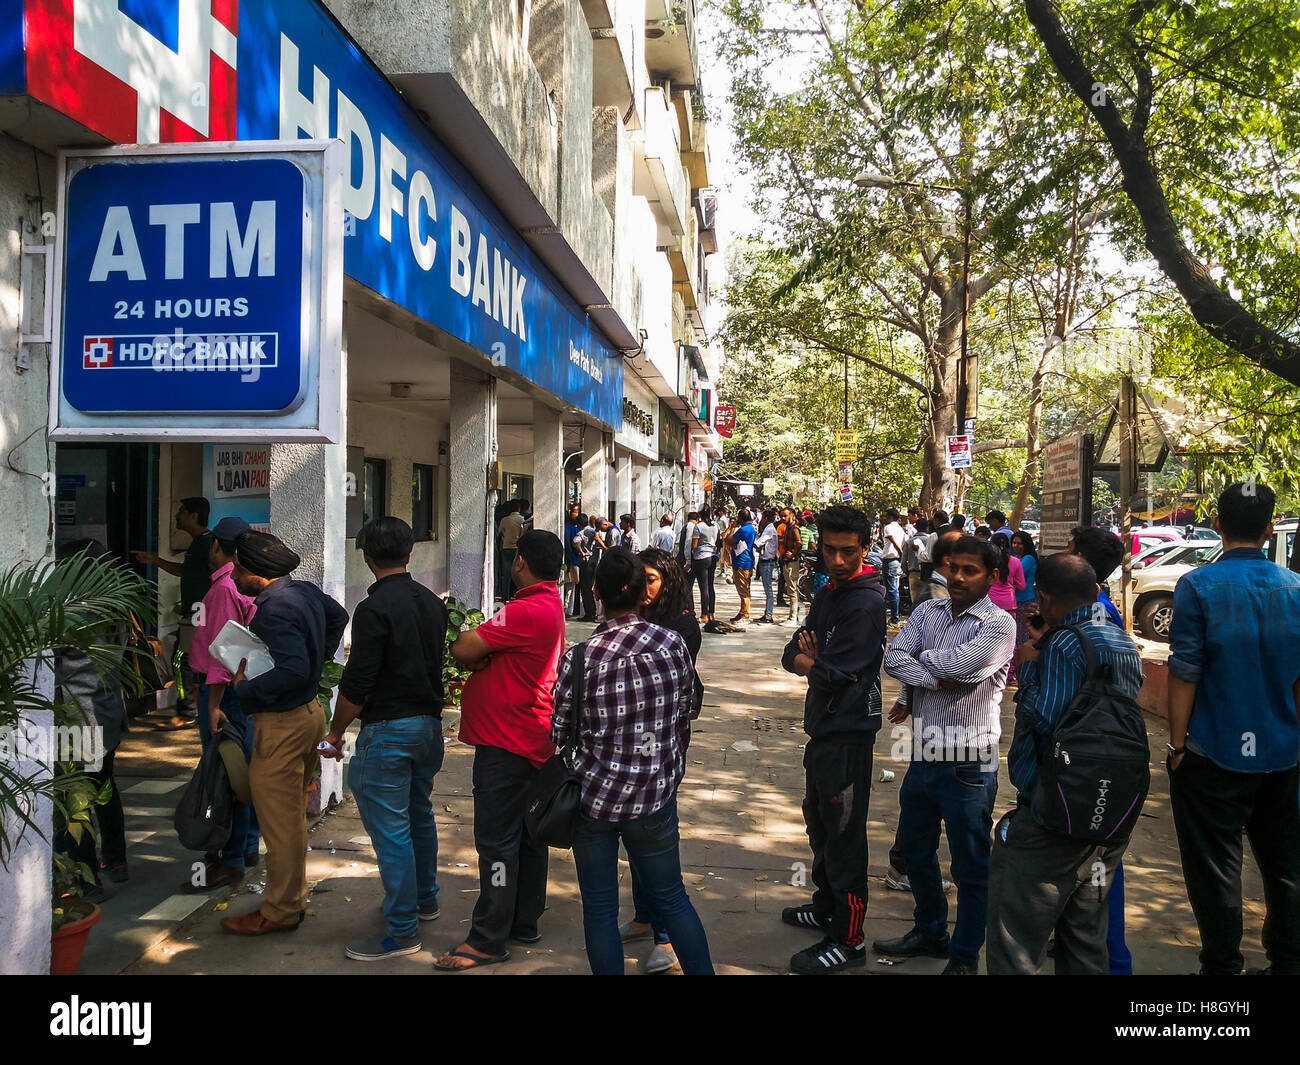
left=790, top=936, right=866, bottom=974
left=941, top=959, right=978, bottom=974
left=781, top=905, right=831, bottom=933
left=872, top=927, right=950, bottom=958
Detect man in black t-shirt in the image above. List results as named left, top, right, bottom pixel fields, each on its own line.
left=323, top=516, right=449, bottom=962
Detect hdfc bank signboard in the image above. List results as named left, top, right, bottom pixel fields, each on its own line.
left=19, top=0, right=623, bottom=428
left=51, top=141, right=344, bottom=440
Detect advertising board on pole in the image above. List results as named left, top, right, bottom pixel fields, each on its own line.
left=946, top=435, right=972, bottom=469
left=1039, top=434, right=1095, bottom=554
left=834, top=429, right=859, bottom=463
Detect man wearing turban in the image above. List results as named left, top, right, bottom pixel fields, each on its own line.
left=220, top=530, right=349, bottom=936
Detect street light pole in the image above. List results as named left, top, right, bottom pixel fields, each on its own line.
left=956, top=191, right=974, bottom=436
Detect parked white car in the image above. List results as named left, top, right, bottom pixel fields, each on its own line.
left=1125, top=520, right=1296, bottom=641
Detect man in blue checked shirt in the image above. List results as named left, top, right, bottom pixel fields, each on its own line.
left=985, top=553, right=1144, bottom=974
left=1166, top=480, right=1300, bottom=975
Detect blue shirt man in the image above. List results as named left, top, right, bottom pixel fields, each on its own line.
left=988, top=554, right=1145, bottom=974
left=731, top=516, right=756, bottom=570
left=1166, top=481, right=1300, bottom=975
left=1169, top=547, right=1300, bottom=771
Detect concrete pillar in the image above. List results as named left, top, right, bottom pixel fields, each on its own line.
left=449, top=362, right=495, bottom=613
left=615, top=451, right=633, bottom=521
left=581, top=429, right=608, bottom=520
left=269, top=442, right=349, bottom=603
left=633, top=455, right=651, bottom=546
left=532, top=401, right=564, bottom=534
left=269, top=307, right=349, bottom=609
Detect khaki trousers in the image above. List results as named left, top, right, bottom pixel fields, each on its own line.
left=780, top=559, right=798, bottom=607
left=249, top=699, right=326, bottom=923
left=732, top=566, right=753, bottom=618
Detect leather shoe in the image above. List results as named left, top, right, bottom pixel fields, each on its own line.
left=872, top=927, right=950, bottom=958
left=221, top=910, right=301, bottom=936
left=244, top=850, right=261, bottom=869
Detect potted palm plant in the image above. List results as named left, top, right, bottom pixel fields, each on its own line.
left=0, top=547, right=152, bottom=973
left=49, top=764, right=112, bottom=975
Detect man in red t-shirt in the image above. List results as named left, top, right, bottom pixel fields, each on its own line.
left=435, top=529, right=567, bottom=971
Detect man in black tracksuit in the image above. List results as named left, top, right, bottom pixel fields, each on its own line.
left=780, top=505, right=886, bottom=973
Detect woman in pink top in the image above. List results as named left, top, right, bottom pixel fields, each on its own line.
left=989, top=532, right=1025, bottom=682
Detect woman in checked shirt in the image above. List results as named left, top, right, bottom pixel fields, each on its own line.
left=551, top=549, right=714, bottom=975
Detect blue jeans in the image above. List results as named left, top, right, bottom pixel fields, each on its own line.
left=895, top=759, right=999, bottom=965
left=884, top=559, right=902, bottom=621
left=197, top=681, right=259, bottom=869
left=572, top=796, right=714, bottom=974
left=631, top=865, right=672, bottom=945
left=758, top=559, right=776, bottom=619
left=348, top=715, right=444, bottom=940
left=1108, top=860, right=1132, bottom=974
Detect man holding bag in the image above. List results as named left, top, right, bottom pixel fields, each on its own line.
left=985, top=553, right=1145, bottom=974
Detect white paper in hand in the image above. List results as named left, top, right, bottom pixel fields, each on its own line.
left=209, top=619, right=275, bottom=680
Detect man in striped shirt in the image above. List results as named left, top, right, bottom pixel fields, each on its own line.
left=986, top=553, right=1144, bottom=974
left=876, top=536, right=1016, bottom=974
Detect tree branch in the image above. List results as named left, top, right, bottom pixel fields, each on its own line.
left=786, top=323, right=930, bottom=395
left=1023, top=0, right=1300, bottom=387
left=972, top=438, right=1028, bottom=455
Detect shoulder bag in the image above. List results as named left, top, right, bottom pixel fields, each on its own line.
left=524, top=644, right=588, bottom=848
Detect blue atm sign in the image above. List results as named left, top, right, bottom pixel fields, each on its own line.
left=52, top=141, right=344, bottom=441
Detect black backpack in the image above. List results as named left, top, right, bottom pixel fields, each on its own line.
left=174, top=728, right=238, bottom=851
left=1028, top=624, right=1150, bottom=843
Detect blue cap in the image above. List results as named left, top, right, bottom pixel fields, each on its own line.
left=211, top=516, right=252, bottom=542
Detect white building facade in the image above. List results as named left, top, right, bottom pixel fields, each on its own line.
left=0, top=0, right=722, bottom=973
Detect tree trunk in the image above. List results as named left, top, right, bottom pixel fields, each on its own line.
left=919, top=310, right=962, bottom=512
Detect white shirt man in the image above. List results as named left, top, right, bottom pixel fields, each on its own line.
left=650, top=516, right=677, bottom=552
left=881, top=515, right=906, bottom=562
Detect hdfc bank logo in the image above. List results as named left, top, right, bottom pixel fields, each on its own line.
left=26, top=1, right=239, bottom=144
left=83, top=337, right=114, bottom=369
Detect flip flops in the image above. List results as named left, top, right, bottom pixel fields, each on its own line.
left=434, top=947, right=511, bottom=971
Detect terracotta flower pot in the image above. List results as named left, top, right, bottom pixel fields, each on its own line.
left=51, top=902, right=101, bottom=975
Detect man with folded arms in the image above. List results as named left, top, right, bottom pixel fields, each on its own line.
left=221, top=531, right=348, bottom=936
left=878, top=536, right=1016, bottom=974
left=436, top=530, right=567, bottom=971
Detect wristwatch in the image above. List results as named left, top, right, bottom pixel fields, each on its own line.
left=1166, top=742, right=1185, bottom=756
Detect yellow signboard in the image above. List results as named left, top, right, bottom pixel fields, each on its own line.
left=834, top=430, right=859, bottom=463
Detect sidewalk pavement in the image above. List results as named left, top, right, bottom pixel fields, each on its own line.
left=111, top=579, right=1267, bottom=975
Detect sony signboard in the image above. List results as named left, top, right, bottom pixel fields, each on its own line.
left=21, top=0, right=623, bottom=428
left=50, top=141, right=343, bottom=440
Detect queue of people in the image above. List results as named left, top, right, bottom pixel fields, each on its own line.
left=57, top=482, right=1299, bottom=977
left=778, top=484, right=1299, bottom=976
